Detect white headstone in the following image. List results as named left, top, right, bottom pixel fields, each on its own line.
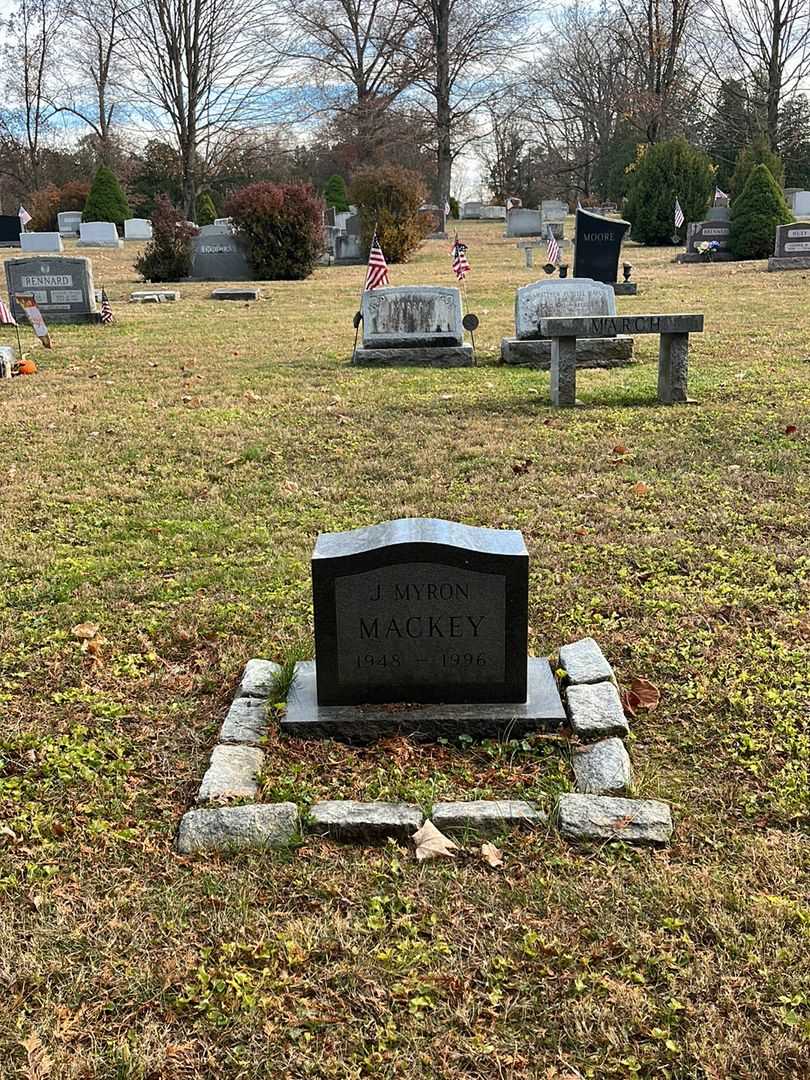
left=362, top=286, right=464, bottom=348
left=541, top=200, right=568, bottom=223
left=20, top=232, right=64, bottom=253
left=790, top=190, right=810, bottom=217
left=214, top=217, right=232, bottom=226
left=57, top=211, right=82, bottom=236
left=515, top=278, right=617, bottom=340
left=506, top=209, right=544, bottom=237
left=124, top=218, right=153, bottom=241
left=79, top=221, right=123, bottom=248
left=480, top=205, right=507, bottom=220
left=461, top=201, right=483, bottom=219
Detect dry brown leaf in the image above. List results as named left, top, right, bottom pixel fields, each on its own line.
left=784, top=424, right=798, bottom=435
left=413, top=820, right=458, bottom=862
left=621, top=689, right=640, bottom=716
left=481, top=842, right=504, bottom=868
left=628, top=676, right=661, bottom=711
left=21, top=1032, right=52, bottom=1079
left=612, top=443, right=628, bottom=455
left=633, top=481, right=650, bottom=495
left=71, top=622, right=99, bottom=640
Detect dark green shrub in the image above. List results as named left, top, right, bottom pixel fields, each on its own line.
left=197, top=192, right=217, bottom=226
left=225, top=182, right=324, bottom=280
left=135, top=195, right=198, bottom=281
left=82, top=165, right=130, bottom=226
left=730, top=136, right=785, bottom=202
left=324, top=174, right=350, bottom=212
left=448, top=195, right=459, bottom=219
left=728, top=163, right=793, bottom=260
left=349, top=164, right=430, bottom=263
left=624, top=137, right=714, bottom=245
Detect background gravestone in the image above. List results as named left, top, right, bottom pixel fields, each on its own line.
left=79, top=222, right=123, bottom=248
left=572, top=209, right=630, bottom=283
left=190, top=224, right=252, bottom=281
left=0, top=215, right=22, bottom=247
left=768, top=221, right=810, bottom=271
left=4, top=256, right=98, bottom=323
left=57, top=211, right=82, bottom=236
left=353, top=285, right=474, bottom=366
left=21, top=233, right=64, bottom=253
left=505, top=209, right=544, bottom=237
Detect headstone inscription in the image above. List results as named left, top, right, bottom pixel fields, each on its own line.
left=352, top=285, right=474, bottom=366
left=79, top=221, right=123, bottom=248
left=572, top=208, right=630, bottom=283
left=190, top=224, right=252, bottom=281
left=20, top=232, right=64, bottom=253
left=281, top=518, right=566, bottom=741
left=3, top=256, right=98, bottom=323
left=0, top=215, right=22, bottom=247
left=500, top=278, right=633, bottom=368
left=768, top=221, right=810, bottom=271
left=685, top=220, right=731, bottom=254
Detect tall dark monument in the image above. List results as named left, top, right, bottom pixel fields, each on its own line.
left=573, top=209, right=630, bottom=284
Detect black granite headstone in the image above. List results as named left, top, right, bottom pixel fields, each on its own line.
left=312, top=518, right=529, bottom=706
left=0, top=215, right=22, bottom=247
left=573, top=209, right=630, bottom=283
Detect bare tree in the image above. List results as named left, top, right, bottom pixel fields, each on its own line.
left=50, top=0, right=129, bottom=163
left=1, top=0, right=65, bottom=188
left=407, top=0, right=531, bottom=223
left=706, top=0, right=810, bottom=147
left=120, top=0, right=283, bottom=218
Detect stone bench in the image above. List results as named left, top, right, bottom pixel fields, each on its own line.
left=538, top=314, right=704, bottom=406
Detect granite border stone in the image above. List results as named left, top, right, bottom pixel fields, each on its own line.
left=308, top=800, right=424, bottom=842
left=196, top=744, right=264, bottom=804
left=177, top=803, right=298, bottom=852
left=572, top=737, right=633, bottom=795
left=566, top=681, right=629, bottom=740
left=559, top=637, right=614, bottom=684
left=557, top=793, right=672, bottom=846
left=431, top=799, right=546, bottom=836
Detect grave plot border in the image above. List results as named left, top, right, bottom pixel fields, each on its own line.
left=175, top=639, right=674, bottom=854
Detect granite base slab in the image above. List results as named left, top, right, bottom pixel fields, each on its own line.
left=500, top=336, right=633, bottom=369
left=675, top=252, right=733, bottom=264
left=281, top=658, right=566, bottom=743
left=767, top=256, right=810, bottom=271
left=611, top=283, right=638, bottom=295
left=352, top=345, right=474, bottom=367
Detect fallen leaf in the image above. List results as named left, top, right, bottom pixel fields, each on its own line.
left=413, top=820, right=458, bottom=862
left=71, top=622, right=99, bottom=641
left=481, top=842, right=504, bottom=867
left=243, top=390, right=259, bottom=402
left=784, top=424, right=798, bottom=435
left=612, top=443, right=628, bottom=455
left=621, top=689, right=640, bottom=716
left=21, top=1032, right=52, bottom=1079
left=633, top=481, right=650, bottom=496
left=628, top=676, right=660, bottom=711
left=512, top=459, right=533, bottom=475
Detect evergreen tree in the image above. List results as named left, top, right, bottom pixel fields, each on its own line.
left=197, top=192, right=217, bottom=225
left=82, top=165, right=131, bottom=226
left=728, top=163, right=792, bottom=260
left=624, top=137, right=714, bottom=245
left=730, top=136, right=785, bottom=202
left=324, top=174, right=350, bottom=212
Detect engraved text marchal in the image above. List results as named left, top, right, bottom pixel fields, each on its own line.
left=334, top=563, right=506, bottom=687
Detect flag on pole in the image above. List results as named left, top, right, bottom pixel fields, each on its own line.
left=15, top=294, right=52, bottom=348
left=546, top=225, right=561, bottom=265
left=363, top=233, right=390, bottom=290
left=674, top=198, right=685, bottom=228
left=0, top=297, right=16, bottom=326
left=715, top=186, right=728, bottom=201
left=100, top=289, right=114, bottom=324
left=451, top=237, right=470, bottom=280
left=18, top=206, right=32, bottom=228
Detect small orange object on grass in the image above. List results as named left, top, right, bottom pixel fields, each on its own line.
left=17, top=357, right=37, bottom=375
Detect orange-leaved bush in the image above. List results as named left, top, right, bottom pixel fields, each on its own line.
left=349, top=164, right=431, bottom=263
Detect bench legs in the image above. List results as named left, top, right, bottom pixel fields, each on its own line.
left=658, top=332, right=689, bottom=404
left=551, top=335, right=577, bottom=406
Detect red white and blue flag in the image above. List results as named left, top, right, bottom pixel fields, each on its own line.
left=546, top=226, right=561, bottom=264
left=0, top=297, right=16, bottom=325
left=451, top=237, right=470, bottom=280
left=18, top=206, right=32, bottom=227
left=100, top=289, right=114, bottom=324
left=674, top=198, right=685, bottom=228
left=363, top=233, right=390, bottom=290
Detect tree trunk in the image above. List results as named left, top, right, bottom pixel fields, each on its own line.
left=433, top=0, right=451, bottom=232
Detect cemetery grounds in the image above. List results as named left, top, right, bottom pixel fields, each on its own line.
left=0, top=222, right=808, bottom=1079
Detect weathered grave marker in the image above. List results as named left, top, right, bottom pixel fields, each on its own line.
left=352, top=285, right=473, bottom=366
left=124, top=218, right=153, bottom=241
left=190, top=224, right=252, bottom=280
left=79, top=221, right=123, bottom=248
left=3, top=255, right=98, bottom=323
left=768, top=221, right=810, bottom=271
left=20, top=232, right=64, bottom=253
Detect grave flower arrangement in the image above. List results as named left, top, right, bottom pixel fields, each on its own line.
left=695, top=239, right=721, bottom=262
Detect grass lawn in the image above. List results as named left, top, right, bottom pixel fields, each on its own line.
left=0, top=223, right=808, bottom=1079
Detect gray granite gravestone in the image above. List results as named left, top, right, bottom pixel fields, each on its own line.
left=500, top=278, right=633, bottom=368
left=0, top=215, right=22, bottom=247
left=677, top=219, right=733, bottom=262
left=352, top=285, right=473, bottom=366
left=79, top=221, right=123, bottom=248
left=573, top=208, right=630, bottom=282
left=541, top=199, right=567, bottom=239
left=505, top=209, right=544, bottom=237
left=768, top=221, right=810, bottom=270
left=3, top=255, right=98, bottom=323
left=124, top=218, right=153, bottom=241
left=20, top=232, right=64, bottom=253
left=190, top=224, right=252, bottom=280
left=57, top=211, right=82, bottom=236
left=461, top=201, right=483, bottom=219
left=281, top=518, right=565, bottom=741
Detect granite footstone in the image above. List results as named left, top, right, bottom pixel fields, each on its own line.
left=557, top=793, right=672, bottom=846
left=308, top=800, right=423, bottom=842
left=572, top=738, right=633, bottom=795
left=218, top=698, right=268, bottom=747
left=566, top=681, right=628, bottom=739
left=211, top=287, right=260, bottom=301
left=431, top=799, right=546, bottom=836
left=237, top=658, right=280, bottom=700
left=559, top=637, right=614, bottom=684
left=177, top=803, right=298, bottom=853
left=196, top=744, right=264, bottom=803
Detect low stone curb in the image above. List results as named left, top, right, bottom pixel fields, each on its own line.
left=556, top=793, right=672, bottom=847
left=236, top=658, right=279, bottom=700
left=566, top=681, right=629, bottom=740
left=432, top=799, right=546, bottom=836
left=196, top=744, right=264, bottom=804
left=559, top=637, right=615, bottom=685
left=219, top=697, right=268, bottom=747
left=177, top=803, right=298, bottom=853
left=572, top=737, right=633, bottom=795
left=308, top=800, right=424, bottom=842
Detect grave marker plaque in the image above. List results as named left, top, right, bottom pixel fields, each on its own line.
left=312, top=519, right=529, bottom=706
left=573, top=209, right=630, bottom=283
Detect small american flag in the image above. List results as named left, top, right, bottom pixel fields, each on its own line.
left=18, top=205, right=32, bottom=227
left=0, top=297, right=16, bottom=325
left=364, top=233, right=390, bottom=290
left=100, top=289, right=114, bottom=324
left=674, top=198, right=685, bottom=228
left=451, top=237, right=470, bottom=280
left=715, top=186, right=728, bottom=201
left=546, top=226, right=561, bottom=264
